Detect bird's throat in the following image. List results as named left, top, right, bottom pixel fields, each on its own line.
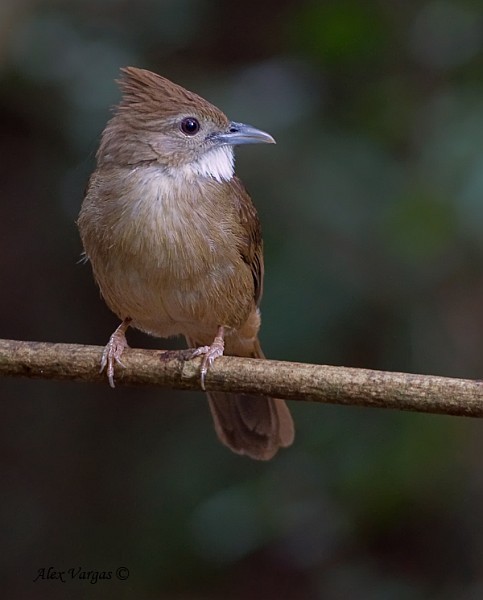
left=175, top=145, right=234, bottom=183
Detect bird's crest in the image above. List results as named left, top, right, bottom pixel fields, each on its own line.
left=117, top=67, right=228, bottom=127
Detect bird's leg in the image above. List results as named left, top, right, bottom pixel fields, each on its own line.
left=191, top=326, right=225, bottom=390
left=100, top=318, right=132, bottom=388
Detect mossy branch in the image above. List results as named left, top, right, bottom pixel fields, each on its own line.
left=0, top=338, right=482, bottom=417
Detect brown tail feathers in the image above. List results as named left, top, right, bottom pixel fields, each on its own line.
left=187, top=335, right=294, bottom=460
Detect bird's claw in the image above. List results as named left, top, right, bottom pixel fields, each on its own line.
left=100, top=327, right=129, bottom=388
left=191, top=335, right=225, bottom=390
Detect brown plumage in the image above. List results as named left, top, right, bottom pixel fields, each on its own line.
left=78, top=67, right=294, bottom=460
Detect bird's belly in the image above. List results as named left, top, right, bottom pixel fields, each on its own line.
left=82, top=170, right=256, bottom=340
left=95, top=239, right=252, bottom=340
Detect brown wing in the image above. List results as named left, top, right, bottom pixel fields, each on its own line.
left=228, top=176, right=264, bottom=306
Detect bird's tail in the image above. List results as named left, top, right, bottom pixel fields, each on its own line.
left=186, top=334, right=294, bottom=460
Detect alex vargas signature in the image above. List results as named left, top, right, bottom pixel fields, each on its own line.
left=33, top=566, right=129, bottom=584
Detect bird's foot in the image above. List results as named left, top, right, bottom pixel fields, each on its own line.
left=191, top=327, right=225, bottom=390
left=100, top=319, right=131, bottom=388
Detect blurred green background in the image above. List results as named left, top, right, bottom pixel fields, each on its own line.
left=2, top=0, right=483, bottom=598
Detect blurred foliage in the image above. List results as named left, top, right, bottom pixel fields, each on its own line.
left=2, top=0, right=483, bottom=598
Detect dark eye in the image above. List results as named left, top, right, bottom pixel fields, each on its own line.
left=180, top=117, right=200, bottom=135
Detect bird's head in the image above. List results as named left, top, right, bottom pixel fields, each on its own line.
left=97, top=67, right=275, bottom=183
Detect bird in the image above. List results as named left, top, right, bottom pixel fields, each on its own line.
left=77, top=67, right=294, bottom=460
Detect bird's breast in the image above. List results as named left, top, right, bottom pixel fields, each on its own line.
left=81, top=166, right=253, bottom=336
left=121, top=167, right=238, bottom=278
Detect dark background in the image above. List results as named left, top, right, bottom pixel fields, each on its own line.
left=2, top=0, right=483, bottom=598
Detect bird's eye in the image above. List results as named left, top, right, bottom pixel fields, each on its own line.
left=180, top=117, right=200, bottom=135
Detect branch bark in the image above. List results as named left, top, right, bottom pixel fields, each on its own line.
left=0, top=338, right=482, bottom=417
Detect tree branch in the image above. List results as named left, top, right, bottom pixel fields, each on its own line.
left=0, top=338, right=482, bottom=417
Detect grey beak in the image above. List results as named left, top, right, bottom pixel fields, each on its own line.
left=214, top=121, right=276, bottom=146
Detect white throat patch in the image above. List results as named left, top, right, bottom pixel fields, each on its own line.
left=181, top=145, right=235, bottom=183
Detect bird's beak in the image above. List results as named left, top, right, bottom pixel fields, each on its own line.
left=213, top=121, right=276, bottom=146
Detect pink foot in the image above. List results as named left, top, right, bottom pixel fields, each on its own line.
left=100, top=319, right=131, bottom=388
left=191, top=327, right=225, bottom=390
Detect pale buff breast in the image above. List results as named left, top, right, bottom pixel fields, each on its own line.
left=79, top=165, right=255, bottom=338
